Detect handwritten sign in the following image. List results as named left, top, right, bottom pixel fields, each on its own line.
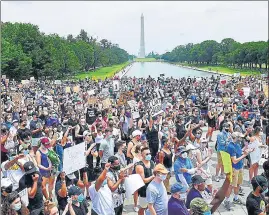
left=88, top=97, right=98, bottom=105
left=63, top=143, right=86, bottom=175
left=127, top=100, right=140, bottom=119
left=102, top=98, right=111, bottom=109
left=113, top=80, right=120, bottom=91
left=147, top=98, right=163, bottom=117
left=54, top=80, right=61, bottom=85
left=124, top=174, right=145, bottom=199
left=73, top=86, right=80, bottom=93
left=263, top=84, right=268, bottom=98
left=19, top=188, right=29, bottom=206
left=66, top=87, right=71, bottom=93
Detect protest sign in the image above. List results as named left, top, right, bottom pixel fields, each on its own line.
left=88, top=97, right=97, bottom=105
left=19, top=188, right=29, bottom=206
left=127, top=100, right=140, bottom=119
left=101, top=88, right=109, bottom=95
left=2, top=75, right=6, bottom=79
left=234, top=73, right=240, bottom=77
left=242, top=87, right=250, bottom=97
left=73, top=86, right=80, bottom=93
left=147, top=98, right=163, bottom=117
left=236, top=82, right=244, bottom=90
left=30, top=77, right=35, bottom=81
left=263, top=84, right=268, bottom=98
left=113, top=80, right=120, bottom=91
left=63, top=143, right=86, bottom=175
left=87, top=89, right=95, bottom=96
left=124, top=174, right=145, bottom=199
left=65, top=87, right=71, bottom=93
left=54, top=80, right=62, bottom=85
left=102, top=98, right=111, bottom=109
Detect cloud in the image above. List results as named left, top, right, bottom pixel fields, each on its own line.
left=1, top=1, right=268, bottom=55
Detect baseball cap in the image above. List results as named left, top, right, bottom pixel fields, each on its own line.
left=190, top=198, right=210, bottom=214
left=251, top=175, right=268, bottom=190
left=237, top=116, right=245, bottom=122
left=12, top=119, right=19, bottom=124
left=83, top=131, right=91, bottom=137
left=153, top=164, right=169, bottom=175
left=40, top=137, right=50, bottom=148
left=231, top=132, right=244, bottom=139
left=68, top=186, right=82, bottom=196
left=23, top=161, right=37, bottom=175
left=132, top=130, right=142, bottom=137
left=186, top=144, right=198, bottom=151
left=177, top=146, right=188, bottom=155
left=191, top=175, right=206, bottom=185
left=170, top=183, right=187, bottom=194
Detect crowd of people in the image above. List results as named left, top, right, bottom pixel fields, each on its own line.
left=1, top=73, right=269, bottom=215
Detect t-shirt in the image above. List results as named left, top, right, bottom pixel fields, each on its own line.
left=168, top=196, right=189, bottom=215
left=88, top=184, right=115, bottom=215
left=185, top=187, right=211, bottom=209
left=99, top=138, right=114, bottom=164
left=30, top=119, right=43, bottom=138
left=246, top=192, right=266, bottom=215
left=21, top=173, right=43, bottom=211
left=65, top=201, right=88, bottom=215
left=106, top=170, right=125, bottom=208
left=1, top=161, right=24, bottom=191
left=227, top=142, right=244, bottom=170
left=55, top=178, right=79, bottom=210
left=146, top=181, right=168, bottom=215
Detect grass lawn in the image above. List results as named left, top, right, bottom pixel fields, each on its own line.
left=134, top=58, right=156, bottom=62
left=177, top=63, right=261, bottom=76
left=75, top=62, right=129, bottom=80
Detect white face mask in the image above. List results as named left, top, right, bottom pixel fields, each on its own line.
left=181, top=152, right=188, bottom=159
left=179, top=192, right=187, bottom=200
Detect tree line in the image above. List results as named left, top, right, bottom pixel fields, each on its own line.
left=1, top=22, right=130, bottom=80
left=161, top=38, right=268, bottom=71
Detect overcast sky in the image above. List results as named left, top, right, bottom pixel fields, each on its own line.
left=2, top=1, right=268, bottom=55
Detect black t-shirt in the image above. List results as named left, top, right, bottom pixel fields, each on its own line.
left=55, top=177, right=79, bottom=210
left=176, top=124, right=186, bottom=140
left=246, top=192, right=266, bottom=215
left=20, top=173, right=43, bottom=211
left=86, top=108, right=97, bottom=125
left=17, top=128, right=32, bottom=141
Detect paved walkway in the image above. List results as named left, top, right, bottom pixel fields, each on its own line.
left=119, top=127, right=262, bottom=215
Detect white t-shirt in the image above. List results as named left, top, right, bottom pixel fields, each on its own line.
left=1, top=161, right=24, bottom=191
left=89, top=184, right=115, bottom=215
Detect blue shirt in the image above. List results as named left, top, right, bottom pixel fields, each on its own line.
left=216, top=131, right=230, bottom=152
left=174, top=157, right=193, bottom=185
left=226, top=141, right=244, bottom=170
left=146, top=181, right=168, bottom=215
left=168, top=196, right=189, bottom=215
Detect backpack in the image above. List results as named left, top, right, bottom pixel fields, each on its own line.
left=47, top=149, right=60, bottom=167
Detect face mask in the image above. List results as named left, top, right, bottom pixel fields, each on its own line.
left=112, top=165, right=121, bottom=171
left=163, top=127, right=169, bottom=131
left=196, top=134, right=201, bottom=139
left=77, top=194, right=84, bottom=203
left=179, top=192, right=187, bottom=200
left=225, top=128, right=229, bottom=132
left=181, top=152, right=187, bottom=159
left=23, top=150, right=29, bottom=156
left=203, top=212, right=211, bottom=215
left=158, top=174, right=167, bottom=181
left=9, top=156, right=15, bottom=161
left=12, top=202, right=22, bottom=211
left=145, top=154, right=152, bottom=161
left=262, top=188, right=268, bottom=195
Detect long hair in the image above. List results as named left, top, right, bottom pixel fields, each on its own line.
left=1, top=191, right=29, bottom=215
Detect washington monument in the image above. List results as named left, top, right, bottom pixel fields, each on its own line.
left=139, top=13, right=145, bottom=58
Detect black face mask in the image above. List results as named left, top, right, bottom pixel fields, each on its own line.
left=225, top=129, right=229, bottom=132
left=112, top=165, right=120, bottom=171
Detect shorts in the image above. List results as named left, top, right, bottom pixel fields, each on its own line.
left=231, top=169, right=243, bottom=187
left=32, top=138, right=41, bottom=147
left=138, top=197, right=148, bottom=209
left=217, top=152, right=223, bottom=165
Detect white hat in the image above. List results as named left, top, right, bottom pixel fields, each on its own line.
left=83, top=131, right=91, bottom=137
left=231, top=132, right=244, bottom=139
left=132, top=130, right=142, bottom=137
left=186, top=144, right=198, bottom=151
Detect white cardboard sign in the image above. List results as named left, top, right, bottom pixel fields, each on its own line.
left=124, top=174, right=145, bottom=199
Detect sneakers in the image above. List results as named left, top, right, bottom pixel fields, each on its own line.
left=123, top=207, right=127, bottom=212
left=238, top=187, right=245, bottom=196
left=224, top=200, right=232, bottom=211
left=233, top=198, right=245, bottom=205
left=220, top=174, right=226, bottom=179
left=133, top=207, right=139, bottom=212
left=214, top=176, right=220, bottom=182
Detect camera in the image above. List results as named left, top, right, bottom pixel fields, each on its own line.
left=118, top=187, right=126, bottom=194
